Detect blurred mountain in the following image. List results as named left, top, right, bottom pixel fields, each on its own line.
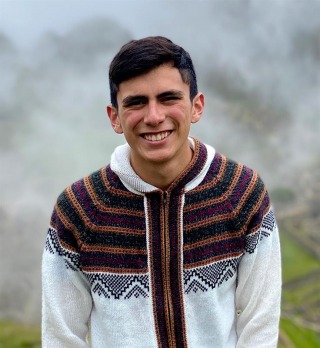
left=0, top=17, right=132, bottom=323
left=0, top=1, right=319, bottom=327
left=35, top=17, right=131, bottom=69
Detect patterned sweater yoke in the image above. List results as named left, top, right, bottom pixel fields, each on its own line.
left=43, top=138, right=281, bottom=348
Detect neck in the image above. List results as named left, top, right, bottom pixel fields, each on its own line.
left=130, top=147, right=194, bottom=191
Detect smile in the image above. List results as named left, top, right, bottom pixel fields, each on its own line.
left=143, top=131, right=171, bottom=142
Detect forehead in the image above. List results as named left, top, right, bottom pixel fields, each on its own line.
left=117, top=64, right=188, bottom=97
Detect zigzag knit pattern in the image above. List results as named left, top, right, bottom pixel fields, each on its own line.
left=87, top=273, right=149, bottom=299
left=184, top=257, right=240, bottom=294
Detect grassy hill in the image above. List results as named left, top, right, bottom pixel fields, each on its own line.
left=278, top=219, right=320, bottom=347
left=0, top=321, right=40, bottom=348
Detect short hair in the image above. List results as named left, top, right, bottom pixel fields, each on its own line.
left=109, top=36, right=198, bottom=108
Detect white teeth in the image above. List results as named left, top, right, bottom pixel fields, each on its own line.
left=144, top=131, right=170, bottom=141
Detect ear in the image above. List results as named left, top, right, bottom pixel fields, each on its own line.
left=191, top=93, right=205, bottom=124
left=106, top=105, right=123, bottom=134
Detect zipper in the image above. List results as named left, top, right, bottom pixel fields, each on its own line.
left=162, top=191, right=175, bottom=347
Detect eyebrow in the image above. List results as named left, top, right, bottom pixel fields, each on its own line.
left=122, top=95, right=147, bottom=106
left=121, top=89, right=185, bottom=106
left=157, top=90, right=184, bottom=99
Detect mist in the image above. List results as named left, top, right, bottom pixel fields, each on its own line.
left=0, top=0, right=319, bottom=324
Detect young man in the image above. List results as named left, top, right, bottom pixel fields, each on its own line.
left=42, top=36, right=281, bottom=347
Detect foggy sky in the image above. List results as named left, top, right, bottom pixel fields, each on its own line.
left=1, top=0, right=320, bottom=323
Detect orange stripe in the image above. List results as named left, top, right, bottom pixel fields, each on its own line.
left=84, top=175, right=145, bottom=217
left=101, top=167, right=137, bottom=197
left=184, top=211, right=235, bottom=231
left=65, top=186, right=145, bottom=235
left=184, top=160, right=242, bottom=211
left=54, top=203, right=82, bottom=247
left=246, top=200, right=271, bottom=235
left=184, top=230, right=244, bottom=251
left=81, top=244, right=147, bottom=254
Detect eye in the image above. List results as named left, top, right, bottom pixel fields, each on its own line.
left=161, top=95, right=181, bottom=102
left=123, top=97, right=147, bottom=108
left=164, top=96, right=178, bottom=100
left=128, top=100, right=145, bottom=106
left=159, top=91, right=183, bottom=103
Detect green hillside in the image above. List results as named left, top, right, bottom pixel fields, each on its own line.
left=0, top=322, right=40, bottom=348
left=278, top=222, right=320, bottom=347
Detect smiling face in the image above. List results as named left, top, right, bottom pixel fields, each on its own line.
left=107, top=64, right=204, bottom=180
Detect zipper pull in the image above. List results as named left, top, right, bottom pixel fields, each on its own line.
left=163, top=191, right=167, bottom=206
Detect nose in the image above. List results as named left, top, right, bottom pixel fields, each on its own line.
left=144, top=101, right=165, bottom=126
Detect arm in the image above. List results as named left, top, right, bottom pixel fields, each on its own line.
left=42, top=227, right=93, bottom=347
left=235, top=208, right=282, bottom=347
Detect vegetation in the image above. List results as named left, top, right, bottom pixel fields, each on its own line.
left=279, top=219, right=320, bottom=347
left=279, top=318, right=320, bottom=348
left=270, top=187, right=296, bottom=204
left=0, top=321, right=40, bottom=348
left=280, top=231, right=320, bottom=283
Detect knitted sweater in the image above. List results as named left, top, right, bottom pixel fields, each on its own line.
left=42, top=138, right=281, bottom=348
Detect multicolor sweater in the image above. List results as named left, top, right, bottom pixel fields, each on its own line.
left=42, top=138, right=281, bottom=347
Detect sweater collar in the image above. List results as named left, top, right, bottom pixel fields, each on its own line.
left=110, top=138, right=215, bottom=194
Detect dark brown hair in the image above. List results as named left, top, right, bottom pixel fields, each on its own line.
left=109, top=36, right=198, bottom=107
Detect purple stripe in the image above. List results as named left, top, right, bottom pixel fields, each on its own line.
left=184, top=237, right=245, bottom=265
left=71, top=180, right=146, bottom=230
left=82, top=251, right=147, bottom=270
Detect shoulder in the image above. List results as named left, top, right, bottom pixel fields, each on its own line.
left=50, top=167, right=109, bottom=244
left=52, top=166, right=110, bottom=223
left=57, top=166, right=109, bottom=203
left=212, top=152, right=270, bottom=225
left=217, top=153, right=264, bottom=187
left=207, top=151, right=265, bottom=191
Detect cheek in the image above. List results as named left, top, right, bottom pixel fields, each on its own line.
left=120, top=111, right=142, bottom=130
left=169, top=106, right=192, bottom=122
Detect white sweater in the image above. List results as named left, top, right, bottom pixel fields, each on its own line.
left=42, top=139, right=281, bottom=347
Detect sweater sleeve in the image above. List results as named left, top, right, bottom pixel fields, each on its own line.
left=235, top=206, right=282, bottom=347
left=42, top=224, right=93, bottom=347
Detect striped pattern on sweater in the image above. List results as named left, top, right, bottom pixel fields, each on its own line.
left=47, top=140, right=273, bottom=299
